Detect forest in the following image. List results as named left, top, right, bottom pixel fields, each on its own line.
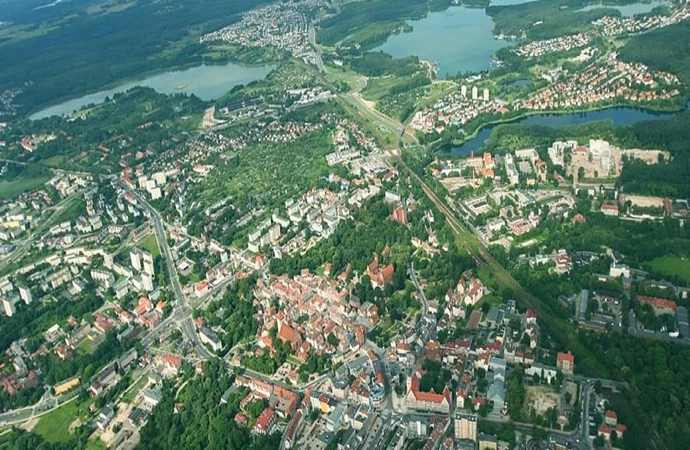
left=136, top=359, right=282, bottom=450
left=487, top=0, right=617, bottom=40
left=619, top=20, right=690, bottom=84
left=579, top=332, right=690, bottom=450
left=316, top=0, right=444, bottom=46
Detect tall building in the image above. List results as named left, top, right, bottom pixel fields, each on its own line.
left=471, top=86, right=478, bottom=100
left=130, top=249, right=142, bottom=272
left=104, top=253, right=114, bottom=269
left=2, top=296, right=18, bottom=317
left=141, top=250, right=155, bottom=276
left=483, top=88, right=490, bottom=101
left=461, top=85, right=467, bottom=98
left=454, top=412, right=478, bottom=442
left=18, top=284, right=32, bottom=305
left=142, top=273, right=154, bottom=292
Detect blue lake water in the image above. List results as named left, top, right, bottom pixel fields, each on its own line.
left=30, top=62, right=276, bottom=120
left=444, top=105, right=687, bottom=155
left=372, top=6, right=510, bottom=78
left=577, top=1, right=667, bottom=17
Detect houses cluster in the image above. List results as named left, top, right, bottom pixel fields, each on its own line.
left=248, top=270, right=371, bottom=371
left=592, top=3, right=690, bottom=37
left=0, top=172, right=91, bottom=249
left=547, top=138, right=669, bottom=182
left=326, top=119, right=381, bottom=167
left=410, top=88, right=504, bottom=135
left=459, top=184, right=575, bottom=246
left=522, top=54, right=683, bottom=111
left=232, top=375, right=300, bottom=434
left=200, top=0, right=326, bottom=59
left=329, top=349, right=387, bottom=408
left=0, top=342, right=37, bottom=398
left=514, top=30, right=597, bottom=59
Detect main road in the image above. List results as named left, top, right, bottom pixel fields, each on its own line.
left=115, top=180, right=212, bottom=360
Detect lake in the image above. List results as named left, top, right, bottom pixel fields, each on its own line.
left=490, top=0, right=536, bottom=5
left=443, top=105, right=686, bottom=156
left=577, top=0, right=667, bottom=17
left=372, top=6, right=510, bottom=78
left=30, top=62, right=276, bottom=120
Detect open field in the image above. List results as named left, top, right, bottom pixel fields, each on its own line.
left=0, top=174, right=50, bottom=200
left=32, top=400, right=79, bottom=443
left=137, top=233, right=161, bottom=258
left=648, top=255, right=690, bottom=283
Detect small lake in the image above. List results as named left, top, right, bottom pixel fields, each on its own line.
left=372, top=6, right=510, bottom=79
left=490, top=0, right=536, bottom=5
left=443, top=105, right=686, bottom=156
left=31, top=62, right=276, bottom=120
left=577, top=0, right=667, bottom=17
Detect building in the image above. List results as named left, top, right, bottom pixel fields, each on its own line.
left=601, top=203, right=619, bottom=216
left=406, top=370, right=451, bottom=414
left=253, top=407, right=276, bottom=435
left=326, top=403, right=345, bottom=432
left=478, top=433, right=498, bottom=450
left=2, top=295, right=18, bottom=317
left=130, top=249, right=142, bottom=271
left=405, top=415, right=429, bottom=438
left=604, top=410, right=618, bottom=426
left=454, top=412, right=478, bottom=442
left=18, top=284, right=32, bottom=304
left=199, top=327, right=223, bottom=352
left=142, top=250, right=155, bottom=276
left=557, top=350, right=575, bottom=375
left=54, top=376, right=80, bottom=395
left=96, top=404, right=115, bottom=430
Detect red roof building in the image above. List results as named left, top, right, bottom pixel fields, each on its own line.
left=253, top=407, right=276, bottom=435
left=557, top=350, right=575, bottom=375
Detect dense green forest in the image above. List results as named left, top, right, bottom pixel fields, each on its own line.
left=317, top=0, right=442, bottom=46
left=487, top=0, right=618, bottom=39
left=136, top=359, right=281, bottom=450
left=0, top=0, right=271, bottom=115
left=580, top=332, right=690, bottom=450
left=349, top=52, right=422, bottom=77
left=619, top=20, right=690, bottom=84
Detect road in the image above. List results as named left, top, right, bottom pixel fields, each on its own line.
left=115, top=180, right=212, bottom=360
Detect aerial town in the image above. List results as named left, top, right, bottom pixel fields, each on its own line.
left=0, top=0, right=690, bottom=450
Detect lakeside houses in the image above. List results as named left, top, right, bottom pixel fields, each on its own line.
left=200, top=0, right=326, bottom=59
left=514, top=30, right=598, bottom=59
left=410, top=89, right=505, bottom=135
left=523, top=54, right=682, bottom=112
left=593, top=3, right=690, bottom=37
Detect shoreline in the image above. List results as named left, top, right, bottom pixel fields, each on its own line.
left=27, top=54, right=282, bottom=120
left=432, top=99, right=689, bottom=152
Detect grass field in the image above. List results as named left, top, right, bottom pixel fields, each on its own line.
left=0, top=175, right=50, bottom=200
left=648, top=255, right=690, bottom=283
left=137, top=233, right=161, bottom=258
left=32, top=400, right=79, bottom=443
left=84, top=438, right=109, bottom=450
